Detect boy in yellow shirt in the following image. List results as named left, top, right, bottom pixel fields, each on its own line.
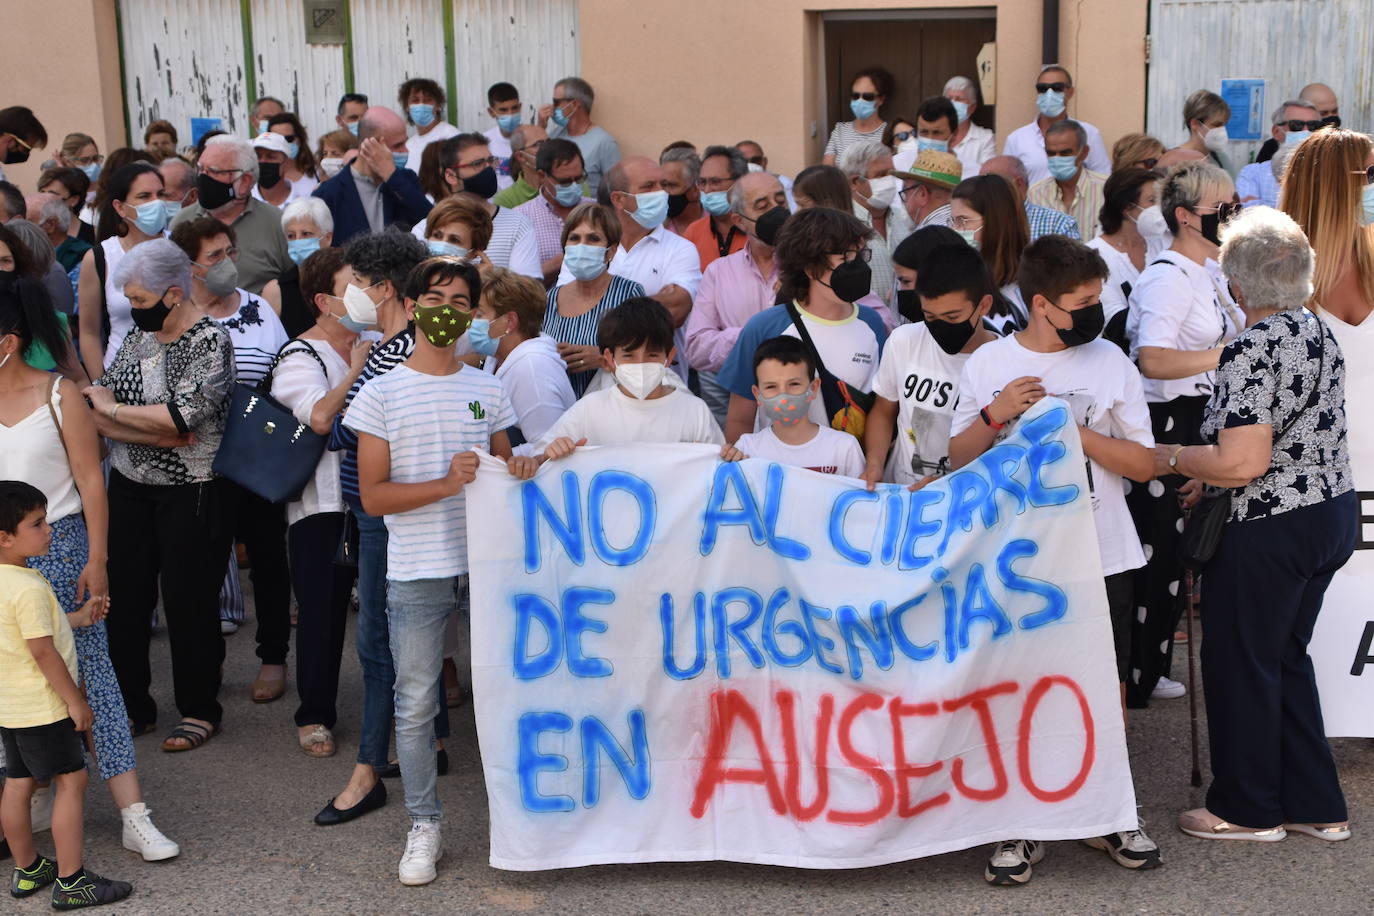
left=0, top=481, right=130, bottom=908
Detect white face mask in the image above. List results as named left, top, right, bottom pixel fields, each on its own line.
left=1201, top=124, right=1229, bottom=153
left=865, top=174, right=900, bottom=210
left=613, top=361, right=667, bottom=399
left=1132, top=204, right=1171, bottom=243
left=321, top=157, right=345, bottom=178
left=342, top=282, right=380, bottom=328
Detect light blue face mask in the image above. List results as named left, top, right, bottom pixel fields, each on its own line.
left=258, top=119, right=271, bottom=135
left=286, top=141, right=300, bottom=160
left=391, top=151, right=410, bottom=173
left=338, top=312, right=371, bottom=335
left=128, top=199, right=168, bottom=236
left=80, top=162, right=102, bottom=182
left=956, top=227, right=980, bottom=251
left=1047, top=155, right=1079, bottom=181
left=1284, top=130, right=1311, bottom=147
left=701, top=190, right=731, bottom=216
left=564, top=243, right=608, bottom=281
left=427, top=239, right=468, bottom=259
left=162, top=200, right=183, bottom=221
left=467, top=317, right=506, bottom=356
left=346, top=121, right=360, bottom=137
left=629, top=190, right=669, bottom=229
left=1036, top=89, right=1066, bottom=118
left=850, top=98, right=877, bottom=121
left=409, top=104, right=436, bottom=129
left=917, top=137, right=949, bottom=153
left=497, top=113, right=521, bottom=134
left=552, top=105, right=571, bottom=128
left=287, top=237, right=321, bottom=265
left=553, top=180, right=582, bottom=207
left=1361, top=183, right=1374, bottom=227
left=951, top=100, right=970, bottom=123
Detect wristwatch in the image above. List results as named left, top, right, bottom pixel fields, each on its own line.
left=1168, top=446, right=1185, bottom=470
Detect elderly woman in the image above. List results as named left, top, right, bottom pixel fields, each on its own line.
left=1112, top=133, right=1166, bottom=173
left=317, top=128, right=360, bottom=180
left=1123, top=160, right=1243, bottom=707
left=542, top=202, right=644, bottom=397
left=423, top=194, right=493, bottom=265
left=1156, top=206, right=1355, bottom=842
left=261, top=197, right=335, bottom=337
left=82, top=238, right=235, bottom=753
left=943, top=75, right=996, bottom=174
left=838, top=139, right=898, bottom=303
left=822, top=66, right=894, bottom=165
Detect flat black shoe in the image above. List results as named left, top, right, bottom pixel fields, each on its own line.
left=374, top=762, right=400, bottom=779
left=438, top=749, right=449, bottom=776
left=314, top=779, right=386, bottom=826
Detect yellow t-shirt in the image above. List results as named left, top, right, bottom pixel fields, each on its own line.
left=0, top=564, right=78, bottom=728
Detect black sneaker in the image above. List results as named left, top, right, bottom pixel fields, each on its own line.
left=1081, top=821, right=1162, bottom=869
left=50, top=869, right=132, bottom=909
left=985, top=839, right=1044, bottom=885
left=10, top=854, right=56, bottom=897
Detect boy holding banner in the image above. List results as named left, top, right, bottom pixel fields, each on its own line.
left=948, top=235, right=1161, bottom=884
left=344, top=256, right=536, bottom=886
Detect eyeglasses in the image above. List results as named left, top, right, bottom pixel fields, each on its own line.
left=851, top=92, right=878, bottom=101
left=1035, top=82, right=1070, bottom=94
left=697, top=176, right=735, bottom=191
left=553, top=174, right=588, bottom=186
left=552, top=97, right=574, bottom=106
left=1284, top=120, right=1324, bottom=133
left=951, top=215, right=985, bottom=230
left=68, top=152, right=103, bottom=167
left=200, top=165, right=244, bottom=181
left=1195, top=202, right=1243, bottom=223
left=834, top=248, right=873, bottom=264
left=196, top=246, right=239, bottom=267
left=456, top=156, right=497, bottom=171
left=898, top=183, right=924, bottom=202
left=893, top=130, right=914, bottom=143
left=520, top=139, right=546, bottom=153
left=1352, top=166, right=1374, bottom=185
left=279, top=134, right=299, bottom=144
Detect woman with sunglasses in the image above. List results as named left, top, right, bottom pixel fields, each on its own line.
left=822, top=67, right=894, bottom=166
left=882, top=117, right=918, bottom=160
left=1123, top=160, right=1243, bottom=708
left=267, top=113, right=320, bottom=198
left=1111, top=133, right=1165, bottom=174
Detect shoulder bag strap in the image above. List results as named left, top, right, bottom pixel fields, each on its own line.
left=1274, top=312, right=1326, bottom=440
left=261, top=340, right=330, bottom=394
left=783, top=302, right=839, bottom=386
left=45, top=375, right=67, bottom=455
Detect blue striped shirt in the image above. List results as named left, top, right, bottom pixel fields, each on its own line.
left=328, top=329, right=416, bottom=508
left=342, top=364, right=514, bottom=580
left=542, top=275, right=645, bottom=397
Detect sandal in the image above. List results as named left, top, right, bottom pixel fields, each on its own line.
left=298, top=725, right=336, bottom=758
left=128, top=720, right=157, bottom=738
left=161, top=720, right=218, bottom=753
left=1285, top=821, right=1351, bottom=841
left=251, top=665, right=287, bottom=703
left=1177, top=808, right=1286, bottom=841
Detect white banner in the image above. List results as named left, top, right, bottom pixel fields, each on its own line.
left=466, top=398, right=1138, bottom=871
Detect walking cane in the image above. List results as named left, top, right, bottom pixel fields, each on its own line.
left=1184, top=567, right=1202, bottom=787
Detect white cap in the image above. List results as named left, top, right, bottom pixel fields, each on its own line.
left=252, top=132, right=290, bottom=156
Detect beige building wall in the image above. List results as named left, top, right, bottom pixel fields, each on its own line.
left=5, top=0, right=125, bottom=192
left=578, top=0, right=1148, bottom=177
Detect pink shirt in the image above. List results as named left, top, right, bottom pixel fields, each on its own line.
left=685, top=244, right=779, bottom=373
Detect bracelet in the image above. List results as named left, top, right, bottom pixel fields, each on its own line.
left=108, top=404, right=120, bottom=423
left=980, top=406, right=1005, bottom=430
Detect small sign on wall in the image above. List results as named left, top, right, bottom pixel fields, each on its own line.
left=304, top=0, right=347, bottom=45
left=1220, top=78, right=1265, bottom=141
left=977, top=42, right=997, bottom=105
left=190, top=118, right=224, bottom=147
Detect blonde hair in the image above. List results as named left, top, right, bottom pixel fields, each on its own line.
left=480, top=268, right=547, bottom=338
left=1183, top=90, right=1230, bottom=129
left=1279, top=128, right=1374, bottom=307
left=1111, top=133, right=1165, bottom=173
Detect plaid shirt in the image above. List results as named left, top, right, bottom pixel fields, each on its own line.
left=1027, top=171, right=1107, bottom=240
left=1024, top=200, right=1082, bottom=241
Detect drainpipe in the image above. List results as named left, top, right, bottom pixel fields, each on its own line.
left=1042, top=0, right=1060, bottom=64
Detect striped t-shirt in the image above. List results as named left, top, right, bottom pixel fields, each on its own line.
left=823, top=120, right=888, bottom=161
left=329, top=328, right=416, bottom=508
left=213, top=291, right=288, bottom=385
left=342, top=364, right=514, bottom=581
left=542, top=275, right=645, bottom=397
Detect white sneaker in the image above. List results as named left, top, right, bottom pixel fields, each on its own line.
left=1152, top=676, right=1186, bottom=699
left=121, top=802, right=180, bottom=861
left=398, top=822, right=443, bottom=885
left=30, top=785, right=53, bottom=833
left=221, top=619, right=239, bottom=635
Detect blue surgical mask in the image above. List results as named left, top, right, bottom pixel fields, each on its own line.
left=338, top=313, right=372, bottom=335
left=162, top=200, right=182, bottom=221
left=391, top=151, right=410, bottom=172
left=409, top=104, right=436, bottom=128
left=956, top=227, right=980, bottom=250
left=1036, top=89, right=1066, bottom=118
left=564, top=243, right=608, bottom=281
left=1284, top=130, right=1311, bottom=147
left=1361, top=183, right=1374, bottom=227
left=701, top=190, right=731, bottom=216
left=497, top=113, right=521, bottom=134
left=258, top=119, right=271, bottom=135
left=951, top=100, right=970, bottom=123
left=427, top=239, right=468, bottom=259
left=553, top=180, right=582, bottom=207
left=287, top=237, right=321, bottom=265
left=850, top=98, right=877, bottom=121
left=286, top=141, right=300, bottom=160
left=629, top=190, right=669, bottom=229
left=1047, top=155, right=1079, bottom=181
left=80, top=162, right=102, bottom=182
left=467, top=317, right=506, bottom=356
left=552, top=105, right=571, bottom=128
left=917, top=137, right=949, bottom=153
left=128, top=199, right=168, bottom=236
left=346, top=121, right=360, bottom=137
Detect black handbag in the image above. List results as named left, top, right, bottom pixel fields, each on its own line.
left=213, top=342, right=330, bottom=503
left=1179, top=316, right=1326, bottom=570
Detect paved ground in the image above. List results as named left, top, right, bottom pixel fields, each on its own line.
left=10, top=592, right=1371, bottom=915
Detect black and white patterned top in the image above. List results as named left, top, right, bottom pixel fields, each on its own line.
left=99, top=316, right=236, bottom=486
left=1201, top=309, right=1352, bottom=522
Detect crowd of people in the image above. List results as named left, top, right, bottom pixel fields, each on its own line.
left=0, top=61, right=1366, bottom=902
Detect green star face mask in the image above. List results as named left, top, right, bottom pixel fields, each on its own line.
left=414, top=303, right=472, bottom=347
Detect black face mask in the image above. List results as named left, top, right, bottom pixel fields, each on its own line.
left=131, top=295, right=173, bottom=332
left=753, top=206, right=789, bottom=247
left=1197, top=210, right=1222, bottom=245
left=3, top=142, right=30, bottom=165
left=462, top=165, right=498, bottom=200
left=196, top=172, right=238, bottom=211
left=823, top=258, right=871, bottom=304
left=666, top=193, right=692, bottom=218
left=1053, top=302, right=1104, bottom=347
left=926, top=313, right=979, bottom=354
left=257, top=161, right=282, bottom=189
left=896, top=289, right=923, bottom=323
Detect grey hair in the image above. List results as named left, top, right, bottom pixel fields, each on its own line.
left=943, top=75, right=977, bottom=98
left=702, top=145, right=748, bottom=181
left=1038, top=63, right=1073, bottom=84
left=838, top=138, right=891, bottom=177
left=1270, top=143, right=1296, bottom=182
left=1160, top=160, right=1231, bottom=234
left=159, top=156, right=195, bottom=194
left=1045, top=118, right=1088, bottom=149
left=112, top=237, right=192, bottom=297
left=509, top=124, right=532, bottom=151
left=1218, top=205, right=1314, bottom=311
left=727, top=171, right=779, bottom=214
left=660, top=147, right=701, bottom=184
left=1273, top=98, right=1319, bottom=124
left=555, top=77, right=594, bottom=113
left=31, top=194, right=72, bottom=232
left=204, top=134, right=258, bottom=180
left=6, top=219, right=55, bottom=272
left=280, top=197, right=334, bottom=235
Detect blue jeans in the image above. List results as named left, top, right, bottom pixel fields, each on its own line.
left=387, top=575, right=467, bottom=822
left=354, top=508, right=396, bottom=768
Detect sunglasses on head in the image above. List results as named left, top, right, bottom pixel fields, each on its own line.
left=851, top=91, right=878, bottom=101
left=1035, top=82, right=1069, bottom=94
left=1352, top=166, right=1374, bottom=185
left=1284, top=120, right=1323, bottom=133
